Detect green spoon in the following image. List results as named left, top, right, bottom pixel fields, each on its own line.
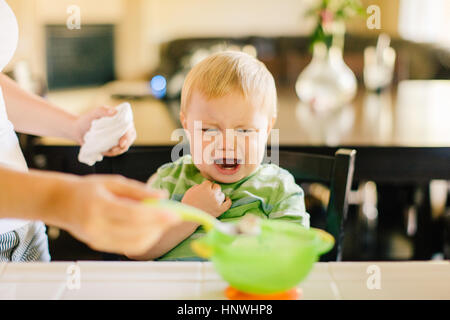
left=143, top=198, right=260, bottom=236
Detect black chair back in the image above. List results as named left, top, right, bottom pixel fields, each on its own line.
left=275, top=149, right=356, bottom=261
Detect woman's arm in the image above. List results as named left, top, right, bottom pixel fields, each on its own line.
left=0, top=73, right=136, bottom=155
left=0, top=165, right=180, bottom=256
left=0, top=73, right=78, bottom=141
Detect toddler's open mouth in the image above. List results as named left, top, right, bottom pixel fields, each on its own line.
left=213, top=158, right=242, bottom=175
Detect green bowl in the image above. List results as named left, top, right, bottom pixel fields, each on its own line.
left=143, top=199, right=334, bottom=295
left=192, top=220, right=334, bottom=294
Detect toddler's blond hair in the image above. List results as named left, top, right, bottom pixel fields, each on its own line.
left=180, top=51, right=277, bottom=118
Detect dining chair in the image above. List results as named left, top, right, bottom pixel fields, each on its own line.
left=273, top=149, right=356, bottom=261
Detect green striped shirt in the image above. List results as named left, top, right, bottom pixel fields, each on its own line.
left=149, top=155, right=309, bottom=260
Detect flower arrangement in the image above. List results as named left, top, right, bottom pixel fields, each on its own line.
left=307, top=0, right=366, bottom=50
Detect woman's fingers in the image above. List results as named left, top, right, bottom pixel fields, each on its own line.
left=71, top=175, right=178, bottom=255
left=119, top=129, right=136, bottom=148
left=102, top=128, right=136, bottom=157
left=75, top=106, right=117, bottom=144
left=100, top=188, right=179, bottom=256
left=102, top=146, right=122, bottom=157
left=94, top=105, right=117, bottom=119
left=86, top=106, right=117, bottom=125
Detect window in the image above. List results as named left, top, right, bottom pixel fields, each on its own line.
left=398, top=0, right=450, bottom=48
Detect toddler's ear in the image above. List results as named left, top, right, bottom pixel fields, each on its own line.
left=180, top=111, right=187, bottom=129
left=267, top=117, right=277, bottom=134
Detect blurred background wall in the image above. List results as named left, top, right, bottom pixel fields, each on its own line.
left=6, top=0, right=402, bottom=81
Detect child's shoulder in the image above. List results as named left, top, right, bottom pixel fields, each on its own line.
left=155, top=154, right=195, bottom=176
left=235, top=163, right=299, bottom=192
left=233, top=163, right=304, bottom=210
left=149, top=154, right=201, bottom=191
left=248, top=163, right=302, bottom=195
left=255, top=163, right=296, bottom=183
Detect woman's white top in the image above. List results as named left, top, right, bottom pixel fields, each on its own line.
left=0, top=0, right=30, bottom=233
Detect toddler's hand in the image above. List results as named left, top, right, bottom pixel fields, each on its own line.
left=181, top=180, right=231, bottom=218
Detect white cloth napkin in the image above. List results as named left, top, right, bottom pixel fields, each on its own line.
left=78, top=102, right=134, bottom=166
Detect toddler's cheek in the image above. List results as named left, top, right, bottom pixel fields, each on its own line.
left=190, top=139, right=214, bottom=165
left=244, top=139, right=263, bottom=165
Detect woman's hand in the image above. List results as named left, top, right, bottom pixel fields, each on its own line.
left=181, top=180, right=232, bottom=218
left=73, top=106, right=137, bottom=157
left=51, top=174, right=179, bottom=256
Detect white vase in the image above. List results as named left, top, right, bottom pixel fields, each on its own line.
left=295, top=42, right=357, bottom=113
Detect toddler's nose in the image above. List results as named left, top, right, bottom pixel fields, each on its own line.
left=208, top=132, right=234, bottom=149
left=216, top=148, right=237, bottom=159
left=220, top=130, right=238, bottom=149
